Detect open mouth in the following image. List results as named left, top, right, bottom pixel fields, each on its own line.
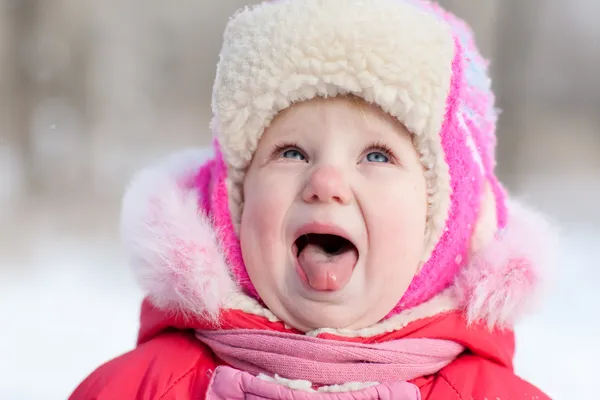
left=293, top=233, right=358, bottom=292
left=294, top=234, right=356, bottom=257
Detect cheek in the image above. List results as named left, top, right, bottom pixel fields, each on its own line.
left=365, top=178, right=427, bottom=275
left=243, top=175, right=293, bottom=231
left=374, top=197, right=426, bottom=249
left=240, top=173, right=296, bottom=263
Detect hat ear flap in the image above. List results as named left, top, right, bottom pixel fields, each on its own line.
left=207, top=139, right=260, bottom=299
left=455, top=197, right=559, bottom=329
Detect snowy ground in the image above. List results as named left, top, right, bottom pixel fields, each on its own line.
left=513, top=224, right=600, bottom=399
left=1, top=177, right=599, bottom=399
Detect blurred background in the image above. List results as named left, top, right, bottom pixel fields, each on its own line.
left=1, top=0, right=598, bottom=398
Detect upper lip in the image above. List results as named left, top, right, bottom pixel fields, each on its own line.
left=293, top=222, right=355, bottom=246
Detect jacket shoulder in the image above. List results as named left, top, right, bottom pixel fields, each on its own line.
left=69, top=331, right=217, bottom=400
left=422, top=354, right=550, bottom=400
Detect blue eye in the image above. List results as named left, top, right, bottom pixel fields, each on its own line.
left=365, top=151, right=389, bottom=163
left=282, top=149, right=306, bottom=161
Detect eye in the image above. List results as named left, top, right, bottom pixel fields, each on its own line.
left=361, top=142, right=395, bottom=164
left=282, top=148, right=306, bottom=161
left=365, top=151, right=389, bottom=163
left=272, top=142, right=308, bottom=162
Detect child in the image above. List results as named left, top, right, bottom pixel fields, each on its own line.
left=71, top=0, right=557, bottom=398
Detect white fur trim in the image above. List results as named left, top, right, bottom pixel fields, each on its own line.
left=123, top=150, right=557, bottom=333
left=211, top=0, right=455, bottom=258
left=120, top=148, right=239, bottom=323
left=223, top=292, right=281, bottom=323
left=316, top=382, right=380, bottom=393
left=258, top=374, right=379, bottom=393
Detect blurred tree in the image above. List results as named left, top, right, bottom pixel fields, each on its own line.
left=490, top=0, right=537, bottom=181
left=0, top=0, right=38, bottom=193
left=31, top=0, right=92, bottom=192
left=436, top=0, right=500, bottom=58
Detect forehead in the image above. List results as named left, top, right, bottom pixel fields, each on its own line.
left=263, top=96, right=411, bottom=141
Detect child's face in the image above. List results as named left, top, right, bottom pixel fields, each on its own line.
left=240, top=97, right=427, bottom=331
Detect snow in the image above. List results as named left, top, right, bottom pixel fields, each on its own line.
left=513, top=225, right=600, bottom=399
left=1, top=182, right=598, bottom=399
left=0, top=196, right=143, bottom=399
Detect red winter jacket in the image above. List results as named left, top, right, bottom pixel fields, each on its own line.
left=70, top=299, right=550, bottom=400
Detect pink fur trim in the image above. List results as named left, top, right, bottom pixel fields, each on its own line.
left=454, top=199, right=559, bottom=329
left=120, top=148, right=237, bottom=323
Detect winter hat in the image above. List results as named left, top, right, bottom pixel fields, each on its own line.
left=122, top=0, right=555, bottom=327
left=210, top=0, right=506, bottom=314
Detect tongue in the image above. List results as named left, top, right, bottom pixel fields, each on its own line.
left=297, top=244, right=357, bottom=291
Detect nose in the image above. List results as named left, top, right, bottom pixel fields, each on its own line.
left=302, top=166, right=352, bottom=205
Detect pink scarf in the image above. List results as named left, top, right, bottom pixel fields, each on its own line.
left=195, top=329, right=464, bottom=386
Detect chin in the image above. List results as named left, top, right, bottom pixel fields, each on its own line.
left=283, top=300, right=375, bottom=332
